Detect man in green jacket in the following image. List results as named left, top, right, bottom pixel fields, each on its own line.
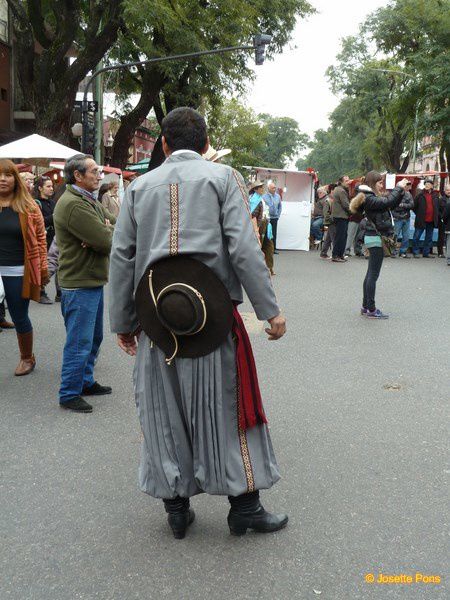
left=54, top=154, right=116, bottom=413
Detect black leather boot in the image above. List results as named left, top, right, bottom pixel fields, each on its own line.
left=227, top=491, right=288, bottom=536
left=163, top=496, right=195, bottom=539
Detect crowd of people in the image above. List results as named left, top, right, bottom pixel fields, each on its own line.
left=310, top=176, right=450, bottom=263
left=309, top=173, right=450, bottom=318
left=2, top=105, right=450, bottom=541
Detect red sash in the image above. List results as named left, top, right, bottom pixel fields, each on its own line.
left=232, top=306, right=268, bottom=430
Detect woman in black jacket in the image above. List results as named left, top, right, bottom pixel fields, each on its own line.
left=350, top=171, right=409, bottom=319
left=35, top=176, right=56, bottom=304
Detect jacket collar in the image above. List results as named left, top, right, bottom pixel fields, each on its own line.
left=67, top=184, right=97, bottom=206
left=164, top=152, right=204, bottom=165
left=358, top=185, right=373, bottom=193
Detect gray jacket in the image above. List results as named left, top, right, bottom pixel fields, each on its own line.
left=108, top=152, right=280, bottom=334
left=331, top=185, right=350, bottom=219
left=392, top=191, right=414, bottom=220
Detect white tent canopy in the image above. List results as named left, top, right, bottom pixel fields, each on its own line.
left=0, top=134, right=79, bottom=164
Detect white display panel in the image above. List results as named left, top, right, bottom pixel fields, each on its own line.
left=250, top=168, right=315, bottom=251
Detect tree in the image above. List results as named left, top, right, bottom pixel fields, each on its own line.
left=107, top=0, right=315, bottom=168
left=207, top=98, right=268, bottom=174
left=258, top=115, right=309, bottom=168
left=326, top=36, right=416, bottom=173
left=366, top=0, right=450, bottom=173
left=206, top=99, right=309, bottom=173
left=303, top=0, right=449, bottom=179
left=7, top=0, right=124, bottom=142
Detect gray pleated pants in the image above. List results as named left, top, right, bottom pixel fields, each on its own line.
left=133, top=333, right=280, bottom=499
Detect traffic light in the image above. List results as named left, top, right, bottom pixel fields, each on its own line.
left=253, top=34, right=272, bottom=65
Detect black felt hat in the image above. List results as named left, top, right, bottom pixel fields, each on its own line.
left=135, top=256, right=234, bottom=362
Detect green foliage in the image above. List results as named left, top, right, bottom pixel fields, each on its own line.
left=206, top=98, right=268, bottom=173
left=206, top=99, right=308, bottom=173
left=302, top=0, right=450, bottom=179
left=258, top=115, right=309, bottom=168
left=107, top=0, right=315, bottom=165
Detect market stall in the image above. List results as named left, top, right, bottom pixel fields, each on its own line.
left=244, top=167, right=315, bottom=251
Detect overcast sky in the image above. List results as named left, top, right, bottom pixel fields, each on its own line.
left=247, top=0, right=388, bottom=140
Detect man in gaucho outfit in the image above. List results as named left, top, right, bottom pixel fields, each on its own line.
left=109, top=107, right=287, bottom=539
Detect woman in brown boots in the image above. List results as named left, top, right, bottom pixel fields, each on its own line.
left=0, top=160, right=48, bottom=375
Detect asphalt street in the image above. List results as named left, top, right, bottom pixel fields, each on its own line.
left=1, top=251, right=448, bottom=600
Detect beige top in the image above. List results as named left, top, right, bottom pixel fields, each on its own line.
left=101, top=191, right=121, bottom=218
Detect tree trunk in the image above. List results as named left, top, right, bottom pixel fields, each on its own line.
left=7, top=0, right=124, bottom=144
left=110, top=69, right=165, bottom=169
left=399, top=153, right=410, bottom=173
left=148, top=135, right=165, bottom=171
left=438, top=137, right=449, bottom=194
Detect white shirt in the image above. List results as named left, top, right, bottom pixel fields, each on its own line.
left=171, top=150, right=201, bottom=157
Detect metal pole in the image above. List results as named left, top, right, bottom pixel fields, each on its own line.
left=81, top=42, right=259, bottom=153
left=412, top=101, right=419, bottom=173
left=94, top=59, right=104, bottom=164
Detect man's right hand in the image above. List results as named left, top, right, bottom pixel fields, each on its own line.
left=265, top=313, right=286, bottom=340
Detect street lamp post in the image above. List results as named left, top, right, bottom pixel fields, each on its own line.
left=81, top=35, right=272, bottom=154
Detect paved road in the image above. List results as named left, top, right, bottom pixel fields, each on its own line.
left=1, top=252, right=448, bottom=599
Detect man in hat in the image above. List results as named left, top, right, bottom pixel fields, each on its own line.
left=109, top=107, right=287, bottom=539
left=412, top=178, right=440, bottom=258
left=202, top=145, right=232, bottom=163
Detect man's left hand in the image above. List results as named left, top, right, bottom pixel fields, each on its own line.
left=117, top=331, right=140, bottom=356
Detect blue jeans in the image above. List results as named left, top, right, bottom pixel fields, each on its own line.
left=59, top=287, right=104, bottom=403
left=1, top=276, right=32, bottom=333
left=394, top=219, right=411, bottom=254
left=412, top=223, right=434, bottom=256
left=310, top=217, right=324, bottom=241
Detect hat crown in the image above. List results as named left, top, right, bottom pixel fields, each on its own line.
left=157, top=284, right=205, bottom=336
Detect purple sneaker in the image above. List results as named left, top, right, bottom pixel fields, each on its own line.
left=360, top=307, right=368, bottom=316
left=366, top=309, right=389, bottom=319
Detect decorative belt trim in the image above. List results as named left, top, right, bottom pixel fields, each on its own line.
left=169, top=183, right=179, bottom=256
left=236, top=377, right=255, bottom=493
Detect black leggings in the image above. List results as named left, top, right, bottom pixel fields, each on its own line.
left=363, top=246, right=384, bottom=311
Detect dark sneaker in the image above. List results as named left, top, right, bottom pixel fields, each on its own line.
left=82, top=382, right=112, bottom=396
left=39, top=292, right=53, bottom=304
left=60, top=396, right=93, bottom=412
left=360, top=307, right=368, bottom=316
left=332, top=257, right=347, bottom=263
left=366, top=309, right=389, bottom=319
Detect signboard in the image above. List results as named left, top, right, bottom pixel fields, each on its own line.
left=74, top=100, right=98, bottom=112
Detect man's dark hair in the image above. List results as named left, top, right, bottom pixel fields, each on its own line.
left=338, top=175, right=348, bottom=185
left=161, top=107, right=207, bottom=153
left=64, top=153, right=94, bottom=184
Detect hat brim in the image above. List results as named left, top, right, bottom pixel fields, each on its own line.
left=135, top=256, right=234, bottom=359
